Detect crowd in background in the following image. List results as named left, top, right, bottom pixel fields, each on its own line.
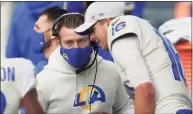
left=1, top=1, right=192, bottom=92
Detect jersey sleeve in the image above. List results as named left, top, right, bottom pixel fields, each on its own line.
left=112, top=73, right=134, bottom=114
left=20, top=60, right=36, bottom=98
left=111, top=35, right=152, bottom=88
left=108, top=16, right=142, bottom=50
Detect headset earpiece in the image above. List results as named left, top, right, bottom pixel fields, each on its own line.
left=52, top=29, right=58, bottom=36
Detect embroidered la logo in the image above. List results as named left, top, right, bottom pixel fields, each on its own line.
left=73, top=85, right=106, bottom=111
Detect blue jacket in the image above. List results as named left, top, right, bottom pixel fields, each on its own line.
left=35, top=59, right=48, bottom=75
left=6, top=2, right=64, bottom=65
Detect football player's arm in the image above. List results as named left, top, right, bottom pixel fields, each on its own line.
left=111, top=34, right=155, bottom=114
left=20, top=61, right=44, bottom=114
left=21, top=88, right=44, bottom=114
left=113, top=73, right=134, bottom=114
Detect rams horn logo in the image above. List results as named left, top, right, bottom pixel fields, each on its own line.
left=73, top=85, right=106, bottom=111
left=62, top=53, right=68, bottom=59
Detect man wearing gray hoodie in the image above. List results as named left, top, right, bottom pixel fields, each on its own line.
left=36, top=13, right=134, bottom=114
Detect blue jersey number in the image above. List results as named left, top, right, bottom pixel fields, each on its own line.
left=154, top=29, right=186, bottom=85
left=1, top=91, right=6, bottom=114
left=111, top=18, right=126, bottom=36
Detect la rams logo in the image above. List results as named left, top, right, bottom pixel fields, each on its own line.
left=73, top=85, right=106, bottom=111
left=62, top=53, right=68, bottom=59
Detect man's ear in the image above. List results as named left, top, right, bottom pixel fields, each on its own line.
left=50, top=36, right=56, bottom=40
left=55, top=38, right=60, bottom=44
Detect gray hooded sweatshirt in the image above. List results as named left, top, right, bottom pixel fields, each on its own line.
left=36, top=46, right=134, bottom=114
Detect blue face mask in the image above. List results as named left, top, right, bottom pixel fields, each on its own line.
left=35, top=33, right=53, bottom=53
left=35, top=33, right=45, bottom=53
left=60, top=45, right=93, bottom=69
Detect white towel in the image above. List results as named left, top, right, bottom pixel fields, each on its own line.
left=159, top=17, right=192, bottom=44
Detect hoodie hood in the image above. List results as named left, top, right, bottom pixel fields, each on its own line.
left=46, top=46, right=102, bottom=74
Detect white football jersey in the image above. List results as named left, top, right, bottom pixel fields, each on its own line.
left=1, top=58, right=36, bottom=114
left=107, top=15, right=192, bottom=113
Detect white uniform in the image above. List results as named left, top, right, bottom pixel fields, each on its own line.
left=1, top=57, right=36, bottom=114
left=107, top=15, right=192, bottom=113
left=36, top=46, right=134, bottom=114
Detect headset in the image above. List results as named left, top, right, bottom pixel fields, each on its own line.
left=52, top=12, right=89, bottom=36
left=52, top=12, right=99, bottom=113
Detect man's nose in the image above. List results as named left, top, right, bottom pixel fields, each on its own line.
left=34, top=24, right=41, bottom=33
left=34, top=24, right=38, bottom=32
left=90, top=34, right=98, bottom=42
left=74, top=42, right=80, bottom=48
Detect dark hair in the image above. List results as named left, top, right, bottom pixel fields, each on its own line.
left=40, top=6, right=67, bottom=22
left=57, top=14, right=84, bottom=33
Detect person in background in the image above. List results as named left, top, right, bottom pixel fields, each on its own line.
left=1, top=48, right=43, bottom=114
left=1, top=2, right=43, bottom=113
left=1, top=58, right=44, bottom=114
left=1, top=2, right=14, bottom=53
left=6, top=2, right=64, bottom=65
left=34, top=6, right=67, bottom=74
left=174, top=2, right=192, bottom=18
